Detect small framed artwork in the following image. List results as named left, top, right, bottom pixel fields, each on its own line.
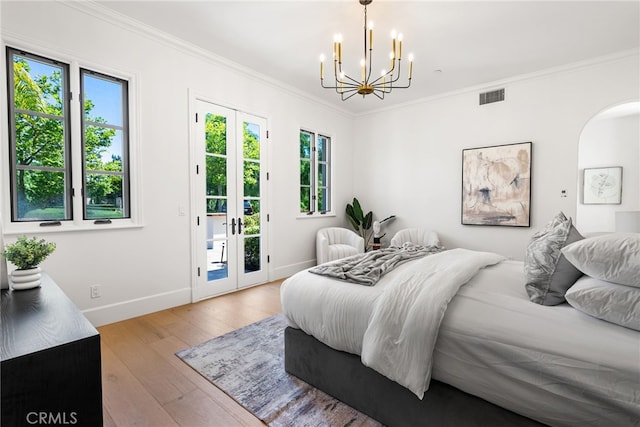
left=462, top=141, right=532, bottom=227
left=583, top=166, right=622, bottom=204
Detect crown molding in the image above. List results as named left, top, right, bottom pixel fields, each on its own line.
left=60, top=0, right=354, bottom=118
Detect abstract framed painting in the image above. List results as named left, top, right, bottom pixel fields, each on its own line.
left=582, top=166, right=622, bottom=205
left=462, top=141, right=532, bottom=226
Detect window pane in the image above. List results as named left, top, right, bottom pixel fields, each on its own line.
left=206, top=155, right=227, bottom=196
left=9, top=48, right=70, bottom=222
left=318, top=136, right=329, bottom=161
left=15, top=113, right=65, bottom=167
left=300, top=132, right=311, bottom=159
left=300, top=186, right=311, bottom=212
left=319, top=187, right=330, bottom=212
left=318, top=163, right=328, bottom=186
left=206, top=114, right=226, bottom=155
left=83, top=74, right=123, bottom=126
left=243, top=160, right=260, bottom=197
left=243, top=122, right=260, bottom=160
left=244, top=236, right=260, bottom=273
left=81, top=68, right=129, bottom=221
left=13, top=56, right=64, bottom=114
left=300, top=160, right=311, bottom=185
left=85, top=173, right=124, bottom=219
left=16, top=170, right=68, bottom=220
left=85, top=126, right=123, bottom=172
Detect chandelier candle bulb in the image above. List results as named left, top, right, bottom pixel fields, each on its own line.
left=398, top=34, right=403, bottom=59
left=408, top=53, right=414, bottom=78
left=369, top=21, right=373, bottom=49
left=392, top=35, right=396, bottom=58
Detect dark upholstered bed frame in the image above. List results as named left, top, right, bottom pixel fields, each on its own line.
left=284, top=326, right=545, bottom=427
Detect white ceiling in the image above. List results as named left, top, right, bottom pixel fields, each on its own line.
left=94, top=0, right=640, bottom=114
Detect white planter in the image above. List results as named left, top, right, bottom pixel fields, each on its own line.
left=11, top=266, right=42, bottom=290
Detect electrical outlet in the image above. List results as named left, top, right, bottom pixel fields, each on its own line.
left=90, top=285, right=101, bottom=299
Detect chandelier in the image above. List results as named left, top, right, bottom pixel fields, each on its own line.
left=320, top=0, right=414, bottom=101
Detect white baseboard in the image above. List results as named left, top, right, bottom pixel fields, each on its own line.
left=82, top=287, right=191, bottom=327
left=83, top=260, right=315, bottom=327
left=271, top=259, right=315, bottom=281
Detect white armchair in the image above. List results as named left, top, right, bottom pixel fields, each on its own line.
left=316, top=227, right=365, bottom=265
left=390, top=228, right=440, bottom=247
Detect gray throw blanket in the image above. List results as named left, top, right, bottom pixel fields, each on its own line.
left=309, top=243, right=444, bottom=286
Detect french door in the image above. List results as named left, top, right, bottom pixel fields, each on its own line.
left=192, top=100, right=268, bottom=300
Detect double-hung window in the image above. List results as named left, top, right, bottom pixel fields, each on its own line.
left=6, top=47, right=132, bottom=227
left=299, top=129, right=331, bottom=215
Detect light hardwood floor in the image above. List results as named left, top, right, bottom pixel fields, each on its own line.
left=99, top=280, right=284, bottom=427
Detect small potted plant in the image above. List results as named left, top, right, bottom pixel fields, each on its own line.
left=2, top=235, right=56, bottom=290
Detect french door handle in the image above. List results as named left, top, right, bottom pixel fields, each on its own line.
left=238, top=217, right=243, bottom=234
left=230, top=217, right=236, bottom=235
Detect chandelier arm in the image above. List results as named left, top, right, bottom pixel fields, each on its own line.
left=320, top=79, right=359, bottom=90
left=338, top=73, right=363, bottom=86
left=341, top=90, right=361, bottom=101
left=371, top=89, right=385, bottom=100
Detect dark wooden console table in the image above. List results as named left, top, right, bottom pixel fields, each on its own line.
left=1, top=273, right=103, bottom=426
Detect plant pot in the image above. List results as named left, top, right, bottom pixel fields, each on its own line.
left=10, top=266, right=42, bottom=290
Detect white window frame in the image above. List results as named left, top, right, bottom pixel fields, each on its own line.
left=1, top=42, right=141, bottom=234
left=299, top=128, right=333, bottom=217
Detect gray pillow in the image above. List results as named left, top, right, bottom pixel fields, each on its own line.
left=565, top=275, right=640, bottom=331
left=524, top=212, right=584, bottom=305
left=562, top=233, right=640, bottom=287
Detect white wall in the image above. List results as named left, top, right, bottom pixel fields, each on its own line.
left=353, top=54, right=640, bottom=259
left=1, top=1, right=354, bottom=325
left=576, top=111, right=639, bottom=232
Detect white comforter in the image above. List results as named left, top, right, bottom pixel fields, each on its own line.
left=361, top=249, right=504, bottom=398
left=281, top=250, right=640, bottom=426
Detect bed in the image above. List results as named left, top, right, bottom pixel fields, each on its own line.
left=280, top=231, right=640, bottom=427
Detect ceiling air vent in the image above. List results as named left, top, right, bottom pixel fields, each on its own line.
left=479, top=88, right=505, bottom=105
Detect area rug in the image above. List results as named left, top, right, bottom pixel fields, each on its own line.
left=176, top=313, right=382, bottom=427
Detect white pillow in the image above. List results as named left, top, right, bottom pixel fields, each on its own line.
left=565, top=276, right=640, bottom=331
left=561, top=233, right=640, bottom=287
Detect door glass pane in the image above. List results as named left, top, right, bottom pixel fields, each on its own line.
left=244, top=236, right=260, bottom=273
left=243, top=160, right=260, bottom=197
left=244, top=200, right=259, bottom=235
left=243, top=122, right=260, bottom=160
left=205, top=114, right=226, bottom=155
left=205, top=112, right=229, bottom=282
left=206, top=155, right=227, bottom=196
left=207, top=198, right=228, bottom=281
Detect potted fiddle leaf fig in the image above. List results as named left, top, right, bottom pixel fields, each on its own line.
left=346, top=197, right=374, bottom=250
left=2, top=235, right=56, bottom=290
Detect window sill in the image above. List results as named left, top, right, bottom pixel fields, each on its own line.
left=296, top=213, right=336, bottom=219
left=2, top=220, right=144, bottom=236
